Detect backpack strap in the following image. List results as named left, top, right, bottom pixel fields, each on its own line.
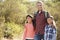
left=45, top=12, right=48, bottom=18
left=43, top=11, right=50, bottom=18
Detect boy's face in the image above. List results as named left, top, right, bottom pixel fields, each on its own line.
left=47, top=18, right=53, bottom=24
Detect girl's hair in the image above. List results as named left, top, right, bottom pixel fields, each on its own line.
left=26, top=15, right=32, bottom=19
left=26, top=15, right=33, bottom=23
left=48, top=17, right=54, bottom=20
left=47, top=16, right=56, bottom=28
left=26, top=15, right=35, bottom=30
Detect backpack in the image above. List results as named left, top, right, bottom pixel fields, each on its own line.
left=34, top=11, right=49, bottom=18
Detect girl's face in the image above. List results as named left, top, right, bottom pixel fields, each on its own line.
left=27, top=17, right=32, bottom=23
left=47, top=18, right=53, bottom=24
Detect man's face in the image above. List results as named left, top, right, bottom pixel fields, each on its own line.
left=36, top=3, right=43, bottom=11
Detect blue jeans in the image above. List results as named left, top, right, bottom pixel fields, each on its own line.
left=26, top=39, right=34, bottom=40
left=34, top=34, right=44, bottom=40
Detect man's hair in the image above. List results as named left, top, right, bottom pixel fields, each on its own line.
left=36, top=1, right=43, bottom=5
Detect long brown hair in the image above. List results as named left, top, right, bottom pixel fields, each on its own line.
left=47, top=16, right=56, bottom=28
left=26, top=15, right=33, bottom=23
left=26, top=15, right=36, bottom=30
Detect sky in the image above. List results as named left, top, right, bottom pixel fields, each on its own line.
left=29, top=0, right=37, bottom=2
left=29, top=0, right=50, bottom=2
left=0, top=0, right=5, bottom=2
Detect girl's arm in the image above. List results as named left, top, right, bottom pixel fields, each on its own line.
left=44, top=26, right=47, bottom=40
left=23, top=24, right=27, bottom=40
left=52, top=28, right=57, bottom=40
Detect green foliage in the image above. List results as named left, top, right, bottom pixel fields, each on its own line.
left=5, top=22, right=23, bottom=37
left=0, top=0, right=60, bottom=40
left=0, top=16, right=5, bottom=38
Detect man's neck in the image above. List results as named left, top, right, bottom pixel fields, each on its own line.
left=38, top=10, right=42, bottom=13
left=39, top=11, right=41, bottom=13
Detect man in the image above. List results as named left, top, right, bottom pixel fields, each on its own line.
left=33, top=1, right=50, bottom=40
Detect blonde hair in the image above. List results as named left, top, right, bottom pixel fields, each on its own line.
left=36, top=1, right=44, bottom=5
left=36, top=1, right=45, bottom=10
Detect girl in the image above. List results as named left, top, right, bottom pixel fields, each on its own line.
left=44, top=16, right=57, bottom=40
left=23, top=15, right=35, bottom=40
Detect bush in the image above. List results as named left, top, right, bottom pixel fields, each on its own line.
left=4, top=22, right=23, bottom=38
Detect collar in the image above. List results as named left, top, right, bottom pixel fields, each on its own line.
left=37, top=10, right=43, bottom=14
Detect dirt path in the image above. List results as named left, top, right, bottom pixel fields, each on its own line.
left=1, top=34, right=23, bottom=40
left=1, top=36, right=22, bottom=40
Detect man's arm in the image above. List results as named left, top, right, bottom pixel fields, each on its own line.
left=33, top=12, right=37, bottom=30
